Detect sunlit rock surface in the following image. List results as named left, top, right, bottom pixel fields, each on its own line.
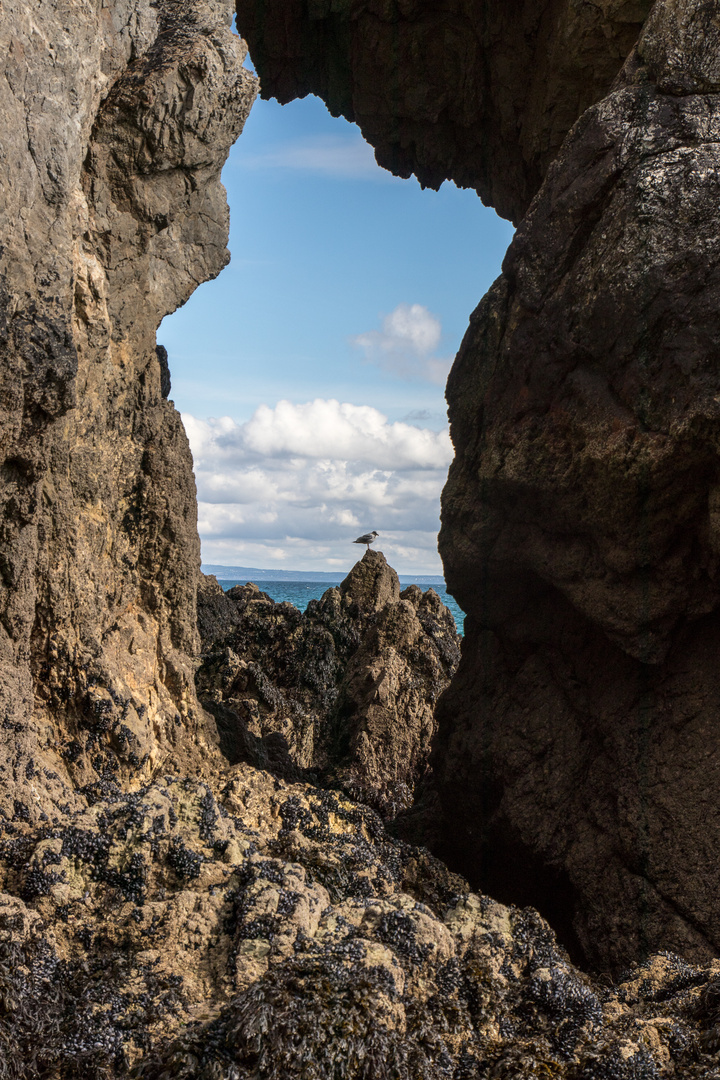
left=196, top=550, right=460, bottom=818
left=5, top=764, right=720, bottom=1079
left=0, top=0, right=256, bottom=822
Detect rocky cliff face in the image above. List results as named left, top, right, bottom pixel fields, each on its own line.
left=0, top=0, right=256, bottom=822
left=435, top=0, right=720, bottom=971
left=196, top=551, right=460, bottom=817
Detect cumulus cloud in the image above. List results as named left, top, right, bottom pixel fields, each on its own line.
left=238, top=134, right=393, bottom=181
left=241, top=399, right=449, bottom=468
left=183, top=399, right=453, bottom=572
left=351, top=304, right=452, bottom=384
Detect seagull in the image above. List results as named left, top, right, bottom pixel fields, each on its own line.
left=353, top=530, right=379, bottom=549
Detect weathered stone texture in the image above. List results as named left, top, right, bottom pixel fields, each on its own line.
left=435, top=0, right=720, bottom=969
left=0, top=0, right=256, bottom=820
left=196, top=551, right=460, bottom=817
left=236, top=0, right=652, bottom=222
left=7, top=0, right=720, bottom=1071
left=5, top=761, right=720, bottom=1079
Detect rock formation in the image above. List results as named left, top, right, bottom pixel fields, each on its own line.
left=236, top=0, right=652, bottom=223
left=4, top=0, right=720, bottom=1073
left=5, top=760, right=720, bottom=1079
left=0, top=0, right=256, bottom=824
left=239, top=0, right=720, bottom=973
left=196, top=550, right=460, bottom=817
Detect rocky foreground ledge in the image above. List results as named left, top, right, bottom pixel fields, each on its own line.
left=1, top=558, right=720, bottom=1078
left=4, top=764, right=720, bottom=1078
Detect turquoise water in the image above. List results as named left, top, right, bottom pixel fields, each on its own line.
left=219, top=578, right=465, bottom=635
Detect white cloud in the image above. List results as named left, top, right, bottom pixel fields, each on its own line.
left=351, top=304, right=452, bottom=384
left=183, top=399, right=453, bottom=573
left=241, top=399, right=449, bottom=468
left=237, top=134, right=395, bottom=181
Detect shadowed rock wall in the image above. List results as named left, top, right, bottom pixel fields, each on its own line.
left=436, top=1, right=720, bottom=969
left=0, top=0, right=256, bottom=820
left=236, top=0, right=652, bottom=223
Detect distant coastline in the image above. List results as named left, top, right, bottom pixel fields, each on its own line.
left=201, top=562, right=447, bottom=587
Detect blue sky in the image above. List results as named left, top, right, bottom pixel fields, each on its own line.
left=159, top=84, right=513, bottom=575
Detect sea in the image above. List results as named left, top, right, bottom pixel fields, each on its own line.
left=213, top=576, right=465, bottom=635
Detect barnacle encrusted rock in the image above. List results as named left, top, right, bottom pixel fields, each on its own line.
left=196, top=551, right=460, bottom=817
left=3, top=766, right=720, bottom=1079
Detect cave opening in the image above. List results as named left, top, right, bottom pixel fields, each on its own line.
left=152, top=69, right=614, bottom=953
left=158, top=87, right=514, bottom=581
left=158, top=74, right=610, bottom=955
